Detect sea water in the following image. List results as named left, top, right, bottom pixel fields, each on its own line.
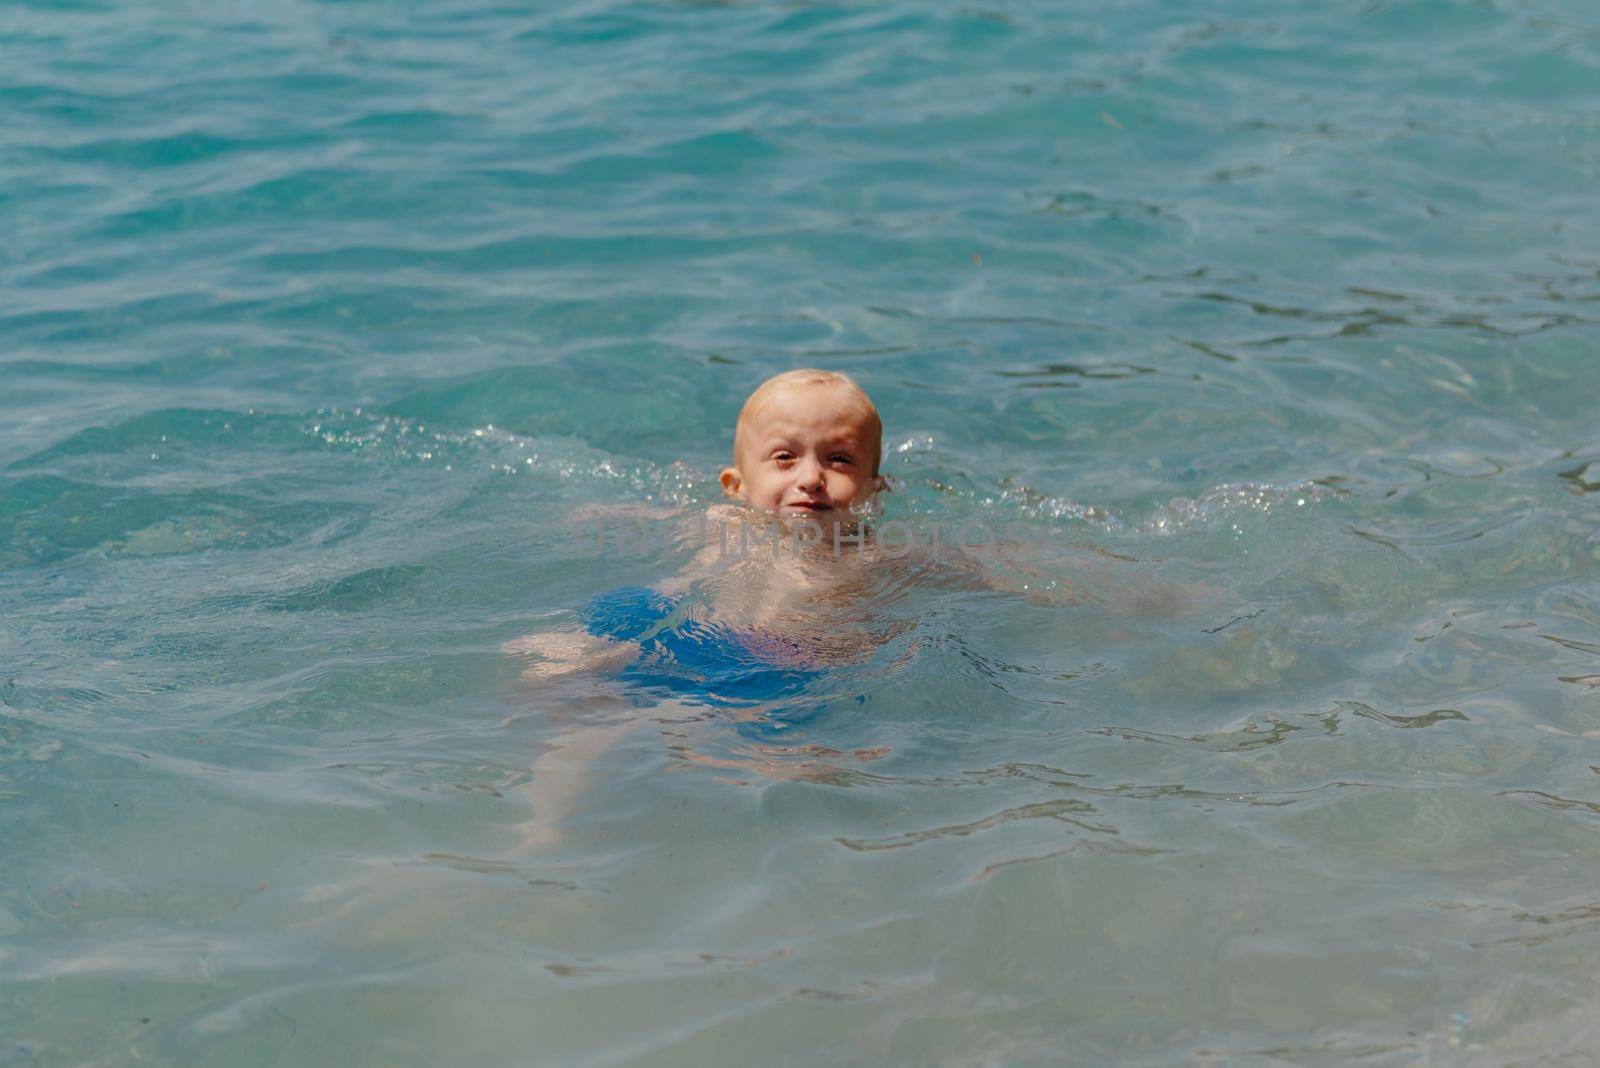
left=4, top=0, right=1600, bottom=1062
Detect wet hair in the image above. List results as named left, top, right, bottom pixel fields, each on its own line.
left=733, top=369, right=883, bottom=476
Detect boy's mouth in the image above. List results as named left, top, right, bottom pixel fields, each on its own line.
left=783, top=500, right=833, bottom=513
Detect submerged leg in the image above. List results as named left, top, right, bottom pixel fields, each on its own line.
left=501, top=628, right=640, bottom=679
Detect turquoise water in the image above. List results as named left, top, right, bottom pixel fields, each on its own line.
left=6, top=0, right=1600, bottom=1061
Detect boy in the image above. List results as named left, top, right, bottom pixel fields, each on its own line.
left=502, top=369, right=891, bottom=847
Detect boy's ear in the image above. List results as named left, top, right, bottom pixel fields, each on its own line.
left=719, top=467, right=745, bottom=499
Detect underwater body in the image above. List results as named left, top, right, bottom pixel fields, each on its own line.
left=5, top=0, right=1600, bottom=1062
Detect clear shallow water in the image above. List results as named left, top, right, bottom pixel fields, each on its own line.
left=5, top=0, right=1600, bottom=1062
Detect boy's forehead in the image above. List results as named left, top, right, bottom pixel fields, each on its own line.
left=745, top=382, right=874, bottom=430
left=752, top=412, right=876, bottom=438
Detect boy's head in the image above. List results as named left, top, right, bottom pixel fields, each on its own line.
left=720, top=369, right=884, bottom=517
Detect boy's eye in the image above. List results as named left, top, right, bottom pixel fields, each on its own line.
left=829, top=454, right=854, bottom=465
left=772, top=452, right=794, bottom=463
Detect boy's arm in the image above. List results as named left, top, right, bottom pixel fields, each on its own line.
left=970, top=540, right=1213, bottom=615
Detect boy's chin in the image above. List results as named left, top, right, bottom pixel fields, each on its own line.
left=736, top=497, right=876, bottom=522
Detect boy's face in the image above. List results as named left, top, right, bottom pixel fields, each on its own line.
left=720, top=382, right=881, bottom=517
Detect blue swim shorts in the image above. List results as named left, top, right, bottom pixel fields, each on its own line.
left=579, top=586, right=822, bottom=728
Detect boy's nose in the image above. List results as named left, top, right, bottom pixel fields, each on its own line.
left=796, top=458, right=825, bottom=491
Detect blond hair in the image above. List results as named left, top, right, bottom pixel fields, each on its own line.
left=734, top=369, right=883, bottom=475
